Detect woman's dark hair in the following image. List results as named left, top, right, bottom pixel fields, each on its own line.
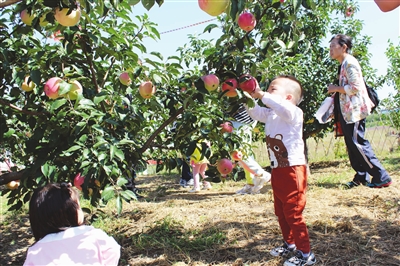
left=29, top=183, right=81, bottom=241
left=330, top=34, right=353, bottom=53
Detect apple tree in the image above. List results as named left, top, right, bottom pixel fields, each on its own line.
left=0, top=0, right=379, bottom=213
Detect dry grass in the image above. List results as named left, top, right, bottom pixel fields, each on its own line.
left=1, top=154, right=400, bottom=266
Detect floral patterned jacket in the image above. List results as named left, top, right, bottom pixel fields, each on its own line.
left=338, top=54, right=374, bottom=123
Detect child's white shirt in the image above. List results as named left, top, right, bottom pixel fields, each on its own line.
left=23, top=225, right=120, bottom=266
left=246, top=93, right=306, bottom=168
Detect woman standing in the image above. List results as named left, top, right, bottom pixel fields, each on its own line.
left=328, top=34, right=392, bottom=189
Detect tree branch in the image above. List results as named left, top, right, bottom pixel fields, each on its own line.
left=0, top=170, right=24, bottom=185
left=138, top=107, right=184, bottom=154
left=0, top=0, right=22, bottom=8
left=0, top=99, right=48, bottom=116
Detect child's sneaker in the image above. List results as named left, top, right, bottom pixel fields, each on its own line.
left=189, top=187, right=201, bottom=193
left=251, top=171, right=271, bottom=194
left=236, top=184, right=253, bottom=194
left=202, top=181, right=212, bottom=190
left=270, top=243, right=296, bottom=257
left=284, top=251, right=316, bottom=266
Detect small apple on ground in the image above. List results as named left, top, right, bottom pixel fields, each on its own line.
left=74, top=173, right=85, bottom=190
left=238, top=12, right=256, bottom=32
left=119, top=72, right=131, bottom=86
left=217, top=158, right=233, bottom=175
left=66, top=80, right=83, bottom=100
left=221, top=78, right=238, bottom=97
left=44, top=77, right=63, bottom=99
left=230, top=150, right=243, bottom=161
left=139, top=81, right=156, bottom=99
left=239, top=74, right=257, bottom=93
left=21, top=76, right=36, bottom=92
left=201, top=74, right=219, bottom=91
left=198, top=0, right=229, bottom=16
left=55, top=7, right=81, bottom=27
left=20, top=9, right=35, bottom=26
left=220, top=122, right=233, bottom=133
left=6, top=180, right=20, bottom=190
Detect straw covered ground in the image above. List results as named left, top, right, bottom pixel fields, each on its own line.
left=1, top=156, right=400, bottom=266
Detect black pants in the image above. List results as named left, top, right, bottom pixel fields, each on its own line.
left=181, top=159, right=193, bottom=181
left=337, top=108, right=391, bottom=184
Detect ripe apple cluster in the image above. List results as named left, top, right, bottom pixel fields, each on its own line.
left=44, top=77, right=83, bottom=100
left=20, top=7, right=81, bottom=27
left=118, top=72, right=156, bottom=99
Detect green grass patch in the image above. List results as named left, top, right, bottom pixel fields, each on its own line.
left=130, top=215, right=227, bottom=252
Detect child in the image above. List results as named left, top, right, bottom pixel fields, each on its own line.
left=24, top=183, right=120, bottom=266
left=230, top=103, right=271, bottom=194
left=246, top=75, right=316, bottom=266
left=189, top=140, right=212, bottom=192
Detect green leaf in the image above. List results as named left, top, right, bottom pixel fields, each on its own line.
left=101, top=186, right=115, bottom=202
left=116, top=195, right=122, bottom=215
left=50, top=98, right=67, bottom=112
left=141, top=0, right=155, bottom=10
left=30, top=69, right=41, bottom=85
left=94, top=95, right=108, bottom=105
left=58, top=82, right=73, bottom=95
left=117, top=177, right=128, bottom=187
left=152, top=73, right=162, bottom=84
left=65, top=145, right=82, bottom=152
left=128, top=0, right=140, bottom=6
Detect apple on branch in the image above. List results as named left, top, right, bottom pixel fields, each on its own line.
left=198, top=0, right=229, bottom=16
left=44, top=77, right=63, bottom=99
left=66, top=80, right=83, bottom=100
left=239, top=74, right=258, bottom=93
left=220, top=122, right=233, bottom=133
left=119, top=72, right=132, bottom=86
left=201, top=74, right=219, bottom=92
left=54, top=7, right=81, bottom=27
left=21, top=76, right=36, bottom=92
left=216, top=158, right=233, bottom=175
left=238, top=12, right=257, bottom=32
left=20, top=9, right=35, bottom=26
left=139, top=81, right=156, bottom=99
left=221, top=78, right=238, bottom=97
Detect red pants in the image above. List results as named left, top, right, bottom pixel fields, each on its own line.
left=271, top=165, right=311, bottom=253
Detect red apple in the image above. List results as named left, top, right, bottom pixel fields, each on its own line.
left=20, top=9, right=35, bottom=26
left=230, top=150, right=243, bottom=161
left=201, top=74, right=219, bottom=92
left=198, top=0, right=229, bottom=17
left=238, top=74, right=257, bottom=93
left=74, top=173, right=85, bottom=191
left=44, top=77, right=63, bottom=99
left=216, top=158, right=233, bottom=175
left=238, top=12, right=256, bottom=32
left=21, top=76, right=36, bottom=92
left=55, top=7, right=81, bottom=27
left=139, top=81, right=156, bottom=99
left=220, top=122, right=233, bottom=133
left=67, top=80, right=83, bottom=100
left=119, top=72, right=131, bottom=86
left=221, top=78, right=238, bottom=97
left=345, top=6, right=354, bottom=17
left=6, top=180, right=20, bottom=190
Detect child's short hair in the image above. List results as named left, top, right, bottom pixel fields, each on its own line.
left=273, top=75, right=304, bottom=105
left=29, top=183, right=81, bottom=241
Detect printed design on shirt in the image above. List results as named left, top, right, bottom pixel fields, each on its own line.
left=266, top=134, right=289, bottom=167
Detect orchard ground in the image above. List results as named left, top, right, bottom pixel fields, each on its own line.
left=1, top=141, right=400, bottom=265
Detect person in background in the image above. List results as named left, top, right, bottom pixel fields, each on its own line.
left=179, top=157, right=194, bottom=188
left=230, top=103, right=271, bottom=195
left=24, top=183, right=120, bottom=266
left=374, top=0, right=400, bottom=12
left=328, top=34, right=392, bottom=189
left=246, top=75, right=316, bottom=266
left=189, top=140, right=212, bottom=192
